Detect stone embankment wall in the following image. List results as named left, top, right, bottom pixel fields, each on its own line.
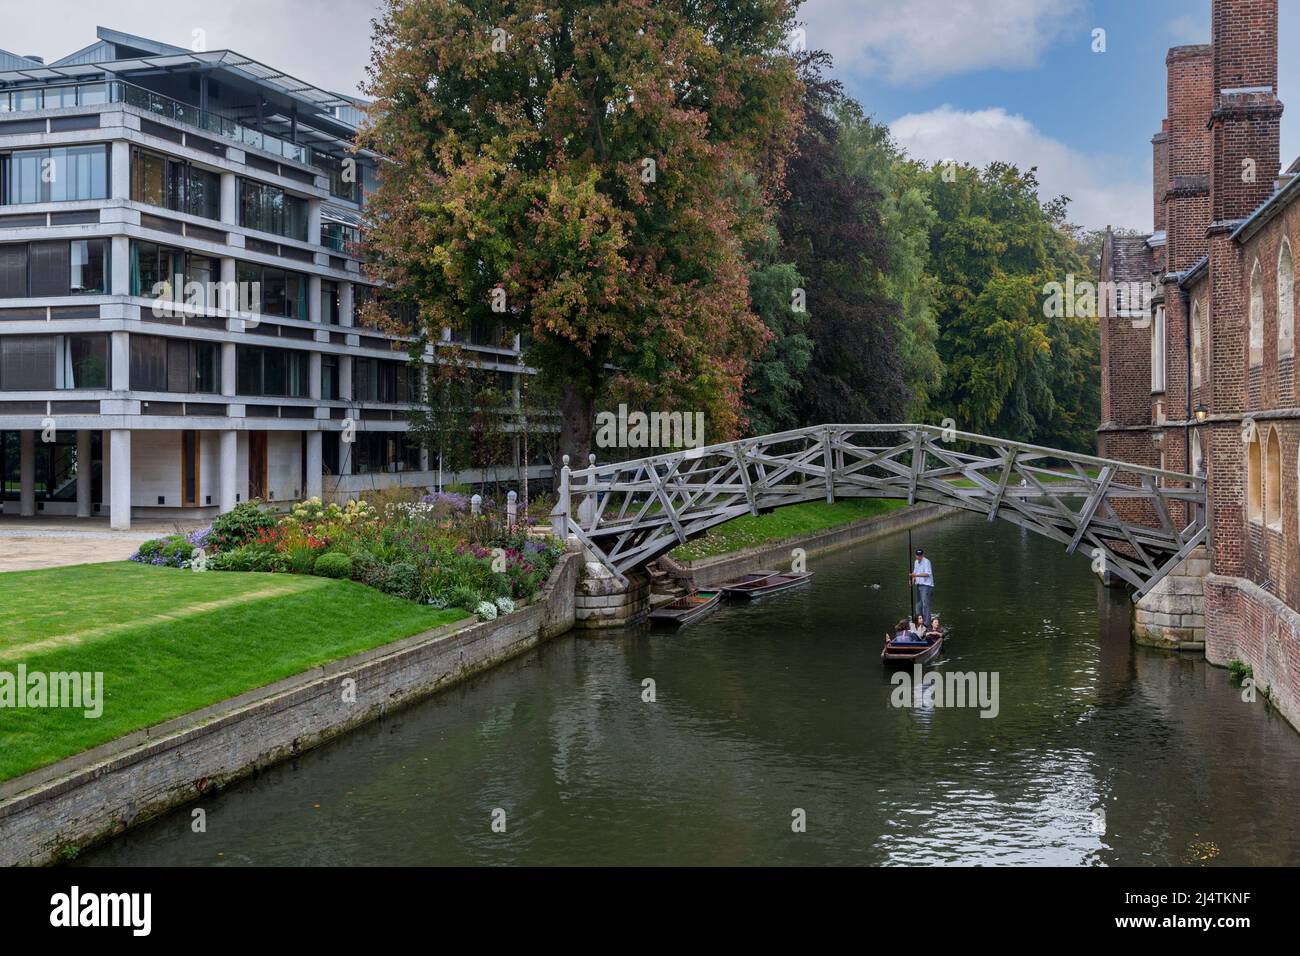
left=659, top=503, right=955, bottom=589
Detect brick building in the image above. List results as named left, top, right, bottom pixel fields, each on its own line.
left=1098, top=0, right=1300, bottom=729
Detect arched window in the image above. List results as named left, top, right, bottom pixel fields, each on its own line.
left=1249, top=261, right=1264, bottom=367
left=1248, top=429, right=1262, bottom=522
left=1266, top=426, right=1282, bottom=529
left=1280, top=238, right=1296, bottom=360
left=1191, top=300, right=1202, bottom=388
left=1191, top=429, right=1205, bottom=476
left=1151, top=305, right=1166, bottom=392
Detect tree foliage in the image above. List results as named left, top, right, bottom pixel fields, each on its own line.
left=361, top=0, right=803, bottom=462
left=914, top=161, right=1099, bottom=450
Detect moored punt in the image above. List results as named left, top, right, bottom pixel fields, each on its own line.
left=717, top=570, right=814, bottom=600
left=880, top=627, right=947, bottom=666
left=648, top=590, right=723, bottom=627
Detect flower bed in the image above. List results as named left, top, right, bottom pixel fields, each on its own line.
left=130, top=496, right=563, bottom=617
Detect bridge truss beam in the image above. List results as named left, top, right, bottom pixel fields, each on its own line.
left=551, top=424, right=1207, bottom=599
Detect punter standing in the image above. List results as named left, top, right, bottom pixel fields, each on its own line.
left=910, top=548, right=935, bottom=627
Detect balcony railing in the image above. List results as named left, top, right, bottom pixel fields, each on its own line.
left=0, top=79, right=316, bottom=167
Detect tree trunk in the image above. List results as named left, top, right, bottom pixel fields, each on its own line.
left=559, top=382, right=594, bottom=468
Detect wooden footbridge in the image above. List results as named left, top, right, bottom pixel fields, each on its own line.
left=549, top=424, right=1206, bottom=598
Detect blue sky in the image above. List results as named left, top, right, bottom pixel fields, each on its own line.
left=6, top=0, right=1295, bottom=232
left=802, top=0, right=1300, bottom=231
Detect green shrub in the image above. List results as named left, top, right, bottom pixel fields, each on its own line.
left=130, top=534, right=195, bottom=568
left=314, top=552, right=353, bottom=579
left=350, top=549, right=378, bottom=582
left=448, top=585, right=481, bottom=613
left=367, top=561, right=420, bottom=601
left=285, top=545, right=318, bottom=575
left=209, top=502, right=276, bottom=552
left=1229, top=659, right=1253, bottom=685
left=209, top=545, right=279, bottom=573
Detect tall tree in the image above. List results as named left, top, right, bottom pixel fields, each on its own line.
left=917, top=161, right=1098, bottom=450
left=779, top=52, right=910, bottom=426
left=360, top=0, right=803, bottom=463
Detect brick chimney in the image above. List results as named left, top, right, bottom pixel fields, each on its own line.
left=1209, top=0, right=1283, bottom=225
left=1164, top=45, right=1212, bottom=272
left=1152, top=119, right=1169, bottom=234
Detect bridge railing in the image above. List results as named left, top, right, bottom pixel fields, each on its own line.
left=550, top=424, right=1206, bottom=597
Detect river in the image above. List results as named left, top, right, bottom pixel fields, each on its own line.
left=80, top=512, right=1300, bottom=866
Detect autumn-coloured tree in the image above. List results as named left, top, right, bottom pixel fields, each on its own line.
left=360, top=0, right=803, bottom=463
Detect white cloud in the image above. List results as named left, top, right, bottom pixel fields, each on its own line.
left=889, top=105, right=1151, bottom=231
left=798, top=0, right=1085, bottom=84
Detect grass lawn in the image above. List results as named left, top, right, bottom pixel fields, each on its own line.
left=669, top=498, right=908, bottom=562
left=0, top=563, right=464, bottom=782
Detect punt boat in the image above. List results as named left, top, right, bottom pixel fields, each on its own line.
left=648, top=590, right=723, bottom=627
left=717, top=570, right=814, bottom=599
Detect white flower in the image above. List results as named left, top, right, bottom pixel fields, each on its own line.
left=476, top=600, right=498, bottom=620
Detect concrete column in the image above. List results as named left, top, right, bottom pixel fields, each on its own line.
left=110, top=235, right=131, bottom=298
left=219, top=172, right=238, bottom=226
left=305, top=430, right=323, bottom=500
left=339, top=282, right=354, bottom=327
left=75, top=429, right=92, bottom=518
left=308, top=275, right=322, bottom=324
left=219, top=429, right=238, bottom=512
left=221, top=342, right=237, bottom=397
left=220, top=257, right=237, bottom=317
left=19, top=430, right=35, bottom=517
left=110, top=140, right=131, bottom=200
left=308, top=351, right=322, bottom=399
left=307, top=199, right=323, bottom=247
left=109, top=429, right=131, bottom=530
left=111, top=331, right=130, bottom=390
left=338, top=355, right=353, bottom=401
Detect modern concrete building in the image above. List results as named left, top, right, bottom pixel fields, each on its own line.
left=0, top=27, right=541, bottom=528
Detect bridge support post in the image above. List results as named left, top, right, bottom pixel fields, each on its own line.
left=551, top=455, right=571, bottom=540
left=1132, top=545, right=1208, bottom=650
left=573, top=564, right=650, bottom=630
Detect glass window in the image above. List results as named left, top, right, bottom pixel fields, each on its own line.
left=62, top=334, right=110, bottom=388
left=239, top=178, right=308, bottom=241
left=78, top=83, right=108, bottom=106
left=193, top=342, right=218, bottom=393
left=44, top=87, right=77, bottom=109
left=322, top=355, right=338, bottom=399
left=0, top=336, right=56, bottom=390
left=50, top=146, right=107, bottom=202
left=263, top=348, right=287, bottom=395
left=131, top=147, right=220, bottom=221
left=0, top=244, right=28, bottom=298
left=321, top=280, right=339, bottom=324
left=13, top=89, right=41, bottom=111
left=186, top=165, right=220, bottom=220
left=9, top=150, right=45, bottom=204
left=129, top=335, right=168, bottom=391
left=132, top=241, right=179, bottom=298
left=28, top=241, right=70, bottom=297
left=3, top=146, right=109, bottom=204
left=69, top=239, right=108, bottom=294
left=131, top=148, right=168, bottom=207
left=237, top=345, right=261, bottom=394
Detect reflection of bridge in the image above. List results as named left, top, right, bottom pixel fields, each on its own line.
left=550, top=424, right=1206, bottom=598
